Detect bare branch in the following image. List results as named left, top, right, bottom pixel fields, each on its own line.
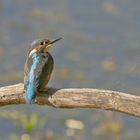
left=0, top=83, right=140, bottom=118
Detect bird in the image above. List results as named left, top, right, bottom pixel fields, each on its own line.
left=24, top=37, right=62, bottom=104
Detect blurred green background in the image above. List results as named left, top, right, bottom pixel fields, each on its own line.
left=0, top=0, right=140, bottom=140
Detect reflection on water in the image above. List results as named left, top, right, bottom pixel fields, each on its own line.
left=0, top=0, right=140, bottom=139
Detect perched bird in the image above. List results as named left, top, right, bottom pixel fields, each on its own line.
left=24, top=37, right=62, bottom=104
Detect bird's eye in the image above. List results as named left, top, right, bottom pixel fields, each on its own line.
left=45, top=40, right=49, bottom=44
left=40, top=42, right=44, bottom=45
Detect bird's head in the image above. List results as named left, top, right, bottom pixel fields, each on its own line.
left=28, top=37, right=62, bottom=57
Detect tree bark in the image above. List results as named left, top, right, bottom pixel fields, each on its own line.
left=0, top=83, right=140, bottom=118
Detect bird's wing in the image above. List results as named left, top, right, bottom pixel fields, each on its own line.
left=24, top=53, right=54, bottom=90
left=24, top=55, right=33, bottom=88
left=35, top=53, right=54, bottom=90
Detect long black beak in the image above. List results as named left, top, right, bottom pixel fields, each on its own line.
left=49, top=37, right=63, bottom=45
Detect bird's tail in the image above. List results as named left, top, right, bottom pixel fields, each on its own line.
left=25, top=85, right=37, bottom=104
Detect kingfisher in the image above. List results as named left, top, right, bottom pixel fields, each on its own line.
left=24, top=37, right=62, bottom=104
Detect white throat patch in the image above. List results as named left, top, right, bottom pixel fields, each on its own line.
left=29, top=49, right=37, bottom=57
